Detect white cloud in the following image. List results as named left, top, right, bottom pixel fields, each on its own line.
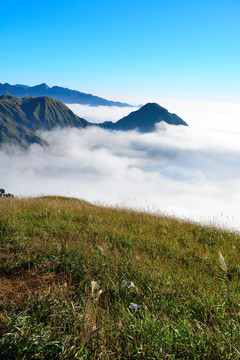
left=1, top=99, right=240, bottom=231
left=67, top=104, right=139, bottom=123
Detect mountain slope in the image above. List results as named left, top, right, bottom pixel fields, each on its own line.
left=0, top=97, right=188, bottom=146
left=0, top=83, right=132, bottom=107
left=0, top=95, right=90, bottom=146
left=0, top=118, right=45, bottom=147
left=99, top=102, right=188, bottom=131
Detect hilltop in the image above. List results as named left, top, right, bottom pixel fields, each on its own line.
left=0, top=196, right=239, bottom=359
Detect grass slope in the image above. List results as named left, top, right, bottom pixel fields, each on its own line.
left=0, top=96, right=45, bottom=146
left=0, top=197, right=239, bottom=359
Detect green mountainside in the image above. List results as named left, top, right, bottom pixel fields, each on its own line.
left=0, top=95, right=89, bottom=146
left=0, top=196, right=239, bottom=359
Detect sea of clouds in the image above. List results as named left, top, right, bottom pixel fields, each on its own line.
left=1, top=99, right=240, bottom=230
left=67, top=104, right=140, bottom=123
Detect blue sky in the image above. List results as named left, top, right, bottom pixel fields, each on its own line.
left=1, top=0, right=240, bottom=101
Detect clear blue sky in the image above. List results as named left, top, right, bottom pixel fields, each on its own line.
left=1, top=0, right=240, bottom=101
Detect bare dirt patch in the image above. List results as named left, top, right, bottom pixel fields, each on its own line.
left=0, top=245, right=18, bottom=258
left=0, top=269, right=67, bottom=307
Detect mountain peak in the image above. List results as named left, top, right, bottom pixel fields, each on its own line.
left=36, top=83, right=50, bottom=90
left=139, top=102, right=165, bottom=111
left=100, top=102, right=188, bottom=131
left=141, top=102, right=161, bottom=107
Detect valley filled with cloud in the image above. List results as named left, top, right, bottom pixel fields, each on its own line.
left=67, top=104, right=139, bottom=123
left=1, top=100, right=240, bottom=230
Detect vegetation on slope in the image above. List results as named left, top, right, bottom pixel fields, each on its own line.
left=0, top=197, right=239, bottom=359
left=0, top=95, right=89, bottom=146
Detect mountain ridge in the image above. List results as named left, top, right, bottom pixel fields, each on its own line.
left=0, top=96, right=188, bottom=146
left=0, top=82, right=132, bottom=107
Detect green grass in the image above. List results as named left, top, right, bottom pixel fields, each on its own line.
left=0, top=196, right=239, bottom=359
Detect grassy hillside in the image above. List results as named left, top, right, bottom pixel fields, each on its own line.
left=0, top=197, right=239, bottom=359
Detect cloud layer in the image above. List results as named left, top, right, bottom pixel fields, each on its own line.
left=1, top=100, right=240, bottom=230
left=67, top=104, right=139, bottom=124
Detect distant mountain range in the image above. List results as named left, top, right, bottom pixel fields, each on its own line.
left=0, top=95, right=188, bottom=147
left=0, top=83, right=132, bottom=107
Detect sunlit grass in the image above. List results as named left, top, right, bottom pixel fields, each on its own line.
left=0, top=196, right=239, bottom=359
